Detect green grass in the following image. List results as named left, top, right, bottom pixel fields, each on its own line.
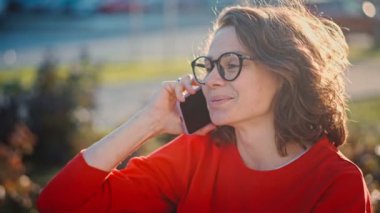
left=0, top=66, right=37, bottom=87
left=348, top=97, right=380, bottom=124
left=98, top=58, right=189, bottom=84
left=1, top=45, right=379, bottom=87
left=0, top=65, right=77, bottom=87
left=0, top=58, right=190, bottom=88
left=348, top=46, right=380, bottom=63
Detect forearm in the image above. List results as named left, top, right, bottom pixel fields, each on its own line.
left=83, top=108, right=163, bottom=171
left=38, top=108, right=166, bottom=212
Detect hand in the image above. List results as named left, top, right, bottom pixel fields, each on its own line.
left=144, top=75, right=216, bottom=136
left=193, top=123, right=217, bottom=135
left=83, top=75, right=216, bottom=171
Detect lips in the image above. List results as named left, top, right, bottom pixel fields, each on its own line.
left=207, top=95, right=234, bottom=108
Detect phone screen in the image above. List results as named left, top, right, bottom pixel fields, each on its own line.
left=177, top=89, right=211, bottom=134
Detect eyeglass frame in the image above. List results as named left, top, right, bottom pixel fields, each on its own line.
left=191, top=51, right=256, bottom=84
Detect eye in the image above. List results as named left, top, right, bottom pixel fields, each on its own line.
left=227, top=63, right=240, bottom=69
left=220, top=53, right=240, bottom=68
left=204, top=60, right=213, bottom=72
left=195, top=63, right=206, bottom=68
left=221, top=59, right=239, bottom=71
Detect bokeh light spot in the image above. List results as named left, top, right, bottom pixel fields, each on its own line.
left=362, top=1, right=376, bottom=18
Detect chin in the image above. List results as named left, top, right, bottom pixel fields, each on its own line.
left=210, top=112, right=231, bottom=126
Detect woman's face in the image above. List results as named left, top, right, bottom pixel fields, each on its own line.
left=202, top=26, right=280, bottom=128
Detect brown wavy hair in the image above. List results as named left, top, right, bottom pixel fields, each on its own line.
left=208, top=0, right=350, bottom=156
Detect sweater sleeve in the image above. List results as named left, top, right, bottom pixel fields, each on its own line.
left=312, top=166, right=373, bottom=213
left=37, top=135, right=200, bottom=213
left=37, top=151, right=111, bottom=213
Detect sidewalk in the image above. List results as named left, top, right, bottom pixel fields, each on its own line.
left=347, top=56, right=380, bottom=100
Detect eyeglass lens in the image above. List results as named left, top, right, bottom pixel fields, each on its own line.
left=193, top=53, right=241, bottom=83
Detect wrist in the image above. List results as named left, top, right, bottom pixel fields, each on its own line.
left=133, top=107, right=164, bottom=138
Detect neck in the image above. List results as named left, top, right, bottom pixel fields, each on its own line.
left=233, top=114, right=305, bottom=171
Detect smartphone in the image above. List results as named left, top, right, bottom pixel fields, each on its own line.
left=177, top=88, right=212, bottom=134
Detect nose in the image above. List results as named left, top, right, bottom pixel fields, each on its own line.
left=204, top=64, right=225, bottom=88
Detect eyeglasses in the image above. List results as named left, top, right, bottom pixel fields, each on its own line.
left=191, top=52, right=255, bottom=84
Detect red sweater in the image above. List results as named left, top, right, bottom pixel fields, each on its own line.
left=37, top=134, right=372, bottom=212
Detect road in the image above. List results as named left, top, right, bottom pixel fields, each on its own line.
left=0, top=12, right=212, bottom=67
left=346, top=57, right=380, bottom=100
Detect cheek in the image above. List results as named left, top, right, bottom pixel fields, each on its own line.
left=239, top=72, right=279, bottom=113
left=239, top=88, right=264, bottom=113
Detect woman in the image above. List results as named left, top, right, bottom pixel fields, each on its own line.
left=37, top=1, right=372, bottom=212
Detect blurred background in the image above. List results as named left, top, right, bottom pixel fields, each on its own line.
left=0, top=0, right=379, bottom=212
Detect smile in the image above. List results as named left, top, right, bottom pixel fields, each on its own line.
left=208, top=96, right=234, bottom=108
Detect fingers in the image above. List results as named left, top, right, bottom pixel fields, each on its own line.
left=175, top=74, right=199, bottom=102
left=180, top=75, right=197, bottom=94
left=160, top=75, right=213, bottom=136
left=159, top=74, right=199, bottom=105
left=194, top=123, right=217, bottom=136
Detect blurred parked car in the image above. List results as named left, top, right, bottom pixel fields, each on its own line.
left=98, top=0, right=209, bottom=14
left=306, top=0, right=380, bottom=47
left=98, top=0, right=145, bottom=13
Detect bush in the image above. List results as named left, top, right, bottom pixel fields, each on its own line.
left=0, top=48, right=100, bottom=211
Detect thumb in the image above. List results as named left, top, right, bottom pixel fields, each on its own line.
left=194, top=123, right=217, bottom=136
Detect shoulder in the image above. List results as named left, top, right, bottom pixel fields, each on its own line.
left=311, top=136, right=369, bottom=195
left=304, top=136, right=368, bottom=191
left=314, top=137, right=364, bottom=178
left=325, top=149, right=368, bottom=195
left=309, top=137, right=372, bottom=211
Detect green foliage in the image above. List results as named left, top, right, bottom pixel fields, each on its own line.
left=27, top=50, right=100, bottom=169
left=0, top=81, right=39, bottom=212
left=0, top=48, right=100, bottom=211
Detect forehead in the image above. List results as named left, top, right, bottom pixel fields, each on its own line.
left=208, top=26, right=249, bottom=58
